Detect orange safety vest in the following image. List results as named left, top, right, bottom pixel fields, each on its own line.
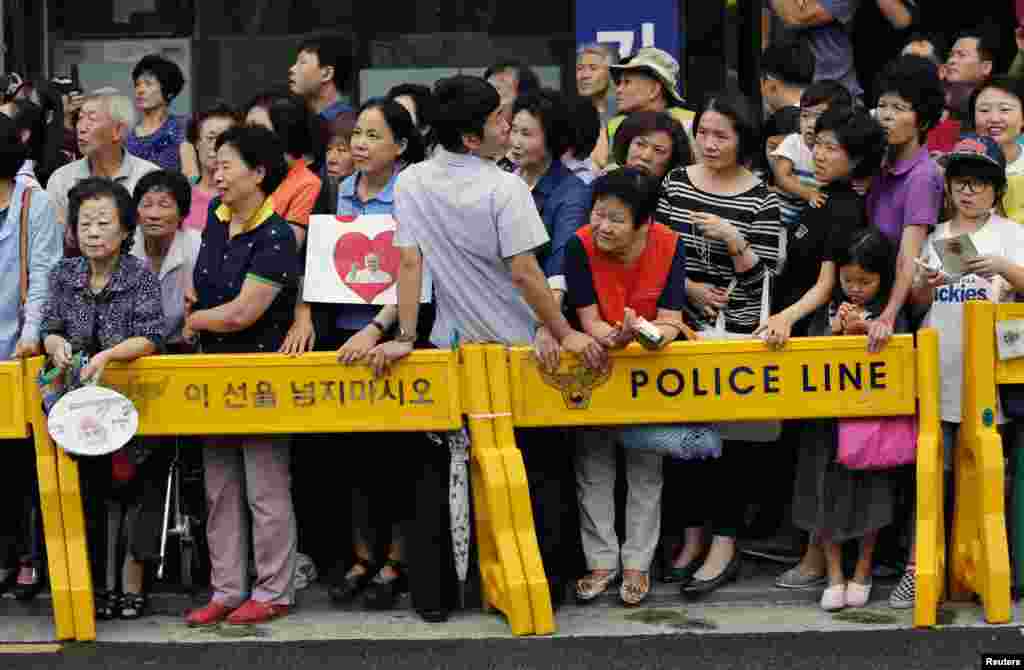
left=577, top=222, right=678, bottom=324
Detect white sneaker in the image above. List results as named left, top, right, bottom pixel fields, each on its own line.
left=820, top=583, right=846, bottom=611
left=889, top=570, right=915, bottom=609
left=845, top=580, right=872, bottom=608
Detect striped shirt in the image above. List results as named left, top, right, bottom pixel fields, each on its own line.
left=656, top=166, right=782, bottom=334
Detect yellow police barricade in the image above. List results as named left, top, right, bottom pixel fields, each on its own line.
left=1, top=359, right=75, bottom=641
left=955, top=301, right=1017, bottom=624
left=503, top=331, right=945, bottom=628
left=22, top=351, right=551, bottom=641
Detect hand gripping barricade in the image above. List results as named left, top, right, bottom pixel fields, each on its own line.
left=502, top=330, right=944, bottom=628
left=957, top=301, right=1017, bottom=624
left=1, top=359, right=75, bottom=640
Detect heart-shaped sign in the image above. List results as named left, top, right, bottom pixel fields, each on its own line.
left=334, top=228, right=401, bottom=303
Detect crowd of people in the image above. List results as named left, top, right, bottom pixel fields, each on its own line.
left=2, top=5, right=1024, bottom=629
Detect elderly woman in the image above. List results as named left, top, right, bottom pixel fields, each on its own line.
left=182, top=104, right=239, bottom=231
left=133, top=170, right=200, bottom=349
left=0, top=116, right=61, bottom=601
left=127, top=54, right=187, bottom=172
left=567, top=168, right=687, bottom=606
left=506, top=88, right=591, bottom=307
left=610, top=111, right=693, bottom=180
left=40, top=177, right=163, bottom=619
left=310, top=111, right=356, bottom=218
left=656, top=91, right=782, bottom=597
left=184, top=125, right=300, bottom=626
left=244, top=92, right=322, bottom=247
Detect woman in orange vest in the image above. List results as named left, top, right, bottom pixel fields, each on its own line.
left=565, top=167, right=690, bottom=606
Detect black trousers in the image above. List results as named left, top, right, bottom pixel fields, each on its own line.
left=0, top=439, right=41, bottom=569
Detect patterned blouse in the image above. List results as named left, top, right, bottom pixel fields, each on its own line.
left=126, top=115, right=186, bottom=172
left=40, top=255, right=165, bottom=355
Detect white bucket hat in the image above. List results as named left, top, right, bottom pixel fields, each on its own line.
left=609, top=47, right=686, bottom=106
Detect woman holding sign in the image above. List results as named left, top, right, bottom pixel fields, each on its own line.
left=184, top=125, right=300, bottom=626
left=280, top=98, right=446, bottom=619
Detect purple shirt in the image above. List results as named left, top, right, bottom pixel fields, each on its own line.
left=126, top=115, right=186, bottom=172
left=866, top=146, right=943, bottom=244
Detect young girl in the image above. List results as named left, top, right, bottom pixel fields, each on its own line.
left=791, top=227, right=902, bottom=611
left=901, top=134, right=1024, bottom=609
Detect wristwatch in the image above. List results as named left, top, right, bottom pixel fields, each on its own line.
left=395, top=326, right=416, bottom=344
left=368, top=319, right=387, bottom=335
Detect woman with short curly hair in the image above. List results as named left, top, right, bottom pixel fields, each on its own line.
left=127, top=54, right=187, bottom=171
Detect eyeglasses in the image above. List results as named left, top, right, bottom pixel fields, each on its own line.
left=951, top=178, right=992, bottom=193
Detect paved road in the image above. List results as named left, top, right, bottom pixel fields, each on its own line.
left=1, top=628, right=1021, bottom=670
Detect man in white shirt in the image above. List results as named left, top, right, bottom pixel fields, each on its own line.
left=47, top=88, right=158, bottom=235
left=364, top=75, right=604, bottom=619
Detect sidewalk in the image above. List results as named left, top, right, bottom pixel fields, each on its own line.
left=0, top=563, right=1011, bottom=644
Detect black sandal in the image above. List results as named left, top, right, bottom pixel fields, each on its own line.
left=328, top=559, right=376, bottom=605
left=94, top=590, right=121, bottom=621
left=363, top=560, right=408, bottom=611
left=119, top=592, right=148, bottom=620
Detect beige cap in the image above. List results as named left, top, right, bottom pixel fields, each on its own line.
left=609, top=47, right=685, bottom=106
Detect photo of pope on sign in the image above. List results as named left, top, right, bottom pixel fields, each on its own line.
left=303, top=213, right=432, bottom=305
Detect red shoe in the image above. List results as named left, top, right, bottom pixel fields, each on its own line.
left=226, top=599, right=291, bottom=625
left=185, top=601, right=235, bottom=626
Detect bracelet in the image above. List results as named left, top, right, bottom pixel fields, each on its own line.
left=368, top=319, right=387, bottom=334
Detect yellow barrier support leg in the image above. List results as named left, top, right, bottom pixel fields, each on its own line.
left=461, top=345, right=534, bottom=636
left=485, top=345, right=554, bottom=635
left=55, top=446, right=95, bottom=641
left=23, top=359, right=75, bottom=641
left=958, top=302, right=1011, bottom=623
left=914, top=328, right=944, bottom=628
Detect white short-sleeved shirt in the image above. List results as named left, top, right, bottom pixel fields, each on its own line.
left=772, top=133, right=819, bottom=229
left=923, top=214, right=1024, bottom=422
left=394, top=148, right=551, bottom=349
left=46, top=151, right=160, bottom=227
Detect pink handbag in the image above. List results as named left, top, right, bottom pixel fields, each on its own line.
left=837, top=416, right=917, bottom=470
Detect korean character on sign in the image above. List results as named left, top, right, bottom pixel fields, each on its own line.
left=185, top=384, right=209, bottom=408
left=347, top=380, right=375, bottom=405
left=224, top=383, right=248, bottom=409
left=376, top=379, right=405, bottom=405
left=291, top=381, right=316, bottom=407
left=255, top=381, right=277, bottom=409
left=410, top=379, right=434, bottom=405
left=320, top=381, right=338, bottom=403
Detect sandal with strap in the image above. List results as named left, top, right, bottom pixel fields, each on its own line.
left=575, top=569, right=620, bottom=603
left=363, top=560, right=408, bottom=611
left=119, top=592, right=148, bottom=620
left=620, top=572, right=651, bottom=607
left=95, top=590, right=121, bottom=621
left=329, top=559, right=376, bottom=605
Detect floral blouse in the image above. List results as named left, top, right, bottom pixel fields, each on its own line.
left=40, top=255, right=165, bottom=355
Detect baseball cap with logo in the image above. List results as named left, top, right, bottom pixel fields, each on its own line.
left=609, top=47, right=686, bottom=106
left=945, top=133, right=1007, bottom=175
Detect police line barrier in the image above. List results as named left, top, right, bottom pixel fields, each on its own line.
left=0, top=359, right=75, bottom=641
left=504, top=331, right=945, bottom=628
left=18, top=331, right=946, bottom=640
left=23, top=350, right=559, bottom=640
left=957, top=301, right=1016, bottom=624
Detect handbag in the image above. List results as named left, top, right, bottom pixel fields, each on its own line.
left=618, top=422, right=722, bottom=460
left=837, top=415, right=918, bottom=470
left=697, top=228, right=784, bottom=443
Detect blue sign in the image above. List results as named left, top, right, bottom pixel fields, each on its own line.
left=575, top=0, right=680, bottom=62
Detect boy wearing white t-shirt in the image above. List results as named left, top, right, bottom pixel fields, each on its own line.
left=771, top=81, right=854, bottom=230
